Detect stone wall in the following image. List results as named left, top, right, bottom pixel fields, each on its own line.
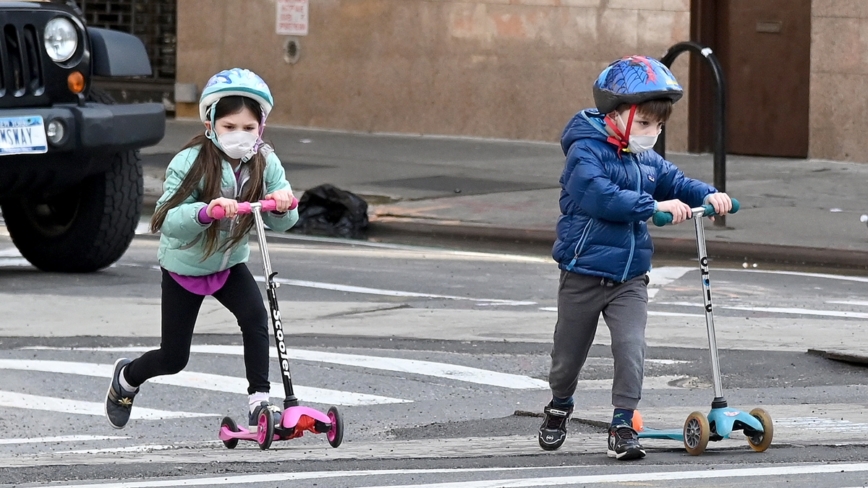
left=176, top=0, right=690, bottom=149
left=810, top=0, right=868, bottom=161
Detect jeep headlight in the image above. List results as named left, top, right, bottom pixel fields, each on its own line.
left=44, top=17, right=78, bottom=62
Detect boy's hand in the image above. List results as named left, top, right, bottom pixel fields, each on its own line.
left=657, top=199, right=692, bottom=224
left=706, top=193, right=733, bottom=218
left=265, top=189, right=294, bottom=212
left=207, top=198, right=238, bottom=219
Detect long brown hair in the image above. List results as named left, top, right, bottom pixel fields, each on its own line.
left=150, top=96, right=267, bottom=259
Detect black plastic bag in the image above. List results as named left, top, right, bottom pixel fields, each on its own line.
left=294, top=184, right=369, bottom=239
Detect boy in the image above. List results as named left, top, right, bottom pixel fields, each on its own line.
left=538, top=56, right=732, bottom=460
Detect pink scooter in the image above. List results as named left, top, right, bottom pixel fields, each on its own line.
left=212, top=198, right=343, bottom=450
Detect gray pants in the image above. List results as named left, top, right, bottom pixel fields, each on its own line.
left=548, top=270, right=648, bottom=410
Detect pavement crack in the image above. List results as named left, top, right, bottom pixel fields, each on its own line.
left=318, top=303, right=412, bottom=319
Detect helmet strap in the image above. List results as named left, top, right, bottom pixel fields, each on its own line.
left=605, top=105, right=636, bottom=154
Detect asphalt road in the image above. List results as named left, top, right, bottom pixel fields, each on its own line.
left=2, top=228, right=868, bottom=487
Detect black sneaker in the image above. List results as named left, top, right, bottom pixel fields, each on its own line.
left=607, top=424, right=646, bottom=460
left=104, top=358, right=138, bottom=429
left=538, top=402, right=573, bottom=450
left=248, top=401, right=282, bottom=433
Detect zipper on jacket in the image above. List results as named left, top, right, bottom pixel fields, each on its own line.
left=621, top=154, right=641, bottom=282
left=219, top=162, right=247, bottom=270
left=565, top=220, right=594, bottom=271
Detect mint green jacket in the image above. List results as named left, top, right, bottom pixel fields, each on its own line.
left=156, top=145, right=298, bottom=276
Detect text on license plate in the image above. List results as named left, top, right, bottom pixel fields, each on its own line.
left=0, top=116, right=47, bottom=155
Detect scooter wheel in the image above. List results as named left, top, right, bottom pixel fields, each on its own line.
left=257, top=408, right=275, bottom=450
left=220, top=416, right=239, bottom=449
left=327, top=406, right=343, bottom=448
left=683, top=411, right=710, bottom=456
left=745, top=408, right=773, bottom=452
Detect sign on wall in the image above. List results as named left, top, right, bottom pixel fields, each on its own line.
left=276, top=0, right=309, bottom=36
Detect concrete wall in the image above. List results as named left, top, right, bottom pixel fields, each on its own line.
left=810, top=0, right=868, bottom=161
left=176, top=0, right=690, bottom=150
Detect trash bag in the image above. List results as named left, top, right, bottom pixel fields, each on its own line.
left=294, top=184, right=369, bottom=239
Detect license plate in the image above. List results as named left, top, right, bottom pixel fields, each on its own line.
left=0, top=116, right=47, bottom=155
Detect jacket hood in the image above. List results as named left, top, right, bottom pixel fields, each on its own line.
left=560, top=109, right=610, bottom=155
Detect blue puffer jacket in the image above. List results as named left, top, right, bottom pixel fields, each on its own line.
left=552, top=109, right=715, bottom=282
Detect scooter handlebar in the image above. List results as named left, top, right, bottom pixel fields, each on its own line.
left=652, top=198, right=739, bottom=227
left=210, top=197, right=299, bottom=220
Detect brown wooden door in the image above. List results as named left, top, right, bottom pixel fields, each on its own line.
left=690, top=0, right=811, bottom=158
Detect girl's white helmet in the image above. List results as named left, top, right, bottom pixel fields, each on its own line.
left=198, top=68, right=274, bottom=122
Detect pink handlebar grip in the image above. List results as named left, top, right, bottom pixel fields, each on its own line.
left=209, top=197, right=299, bottom=220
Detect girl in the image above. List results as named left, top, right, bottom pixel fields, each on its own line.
left=105, top=68, right=297, bottom=432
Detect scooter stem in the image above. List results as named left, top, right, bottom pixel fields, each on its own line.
left=693, top=207, right=726, bottom=406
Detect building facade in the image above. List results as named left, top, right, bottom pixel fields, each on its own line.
left=137, top=0, right=863, bottom=162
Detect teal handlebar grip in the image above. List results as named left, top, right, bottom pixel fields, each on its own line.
left=652, top=198, right=739, bottom=227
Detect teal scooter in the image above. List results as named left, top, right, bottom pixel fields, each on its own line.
left=642, top=199, right=773, bottom=455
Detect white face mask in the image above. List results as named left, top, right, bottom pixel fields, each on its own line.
left=215, top=130, right=258, bottom=161
left=627, top=133, right=659, bottom=153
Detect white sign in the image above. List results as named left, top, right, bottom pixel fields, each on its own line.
left=276, top=0, right=308, bottom=36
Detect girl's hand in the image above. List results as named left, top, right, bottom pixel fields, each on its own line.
left=207, top=198, right=238, bottom=219
left=657, top=199, right=692, bottom=224
left=265, top=189, right=294, bottom=212
left=706, top=192, right=733, bottom=218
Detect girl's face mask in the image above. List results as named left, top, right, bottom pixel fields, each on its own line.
left=215, top=130, right=258, bottom=160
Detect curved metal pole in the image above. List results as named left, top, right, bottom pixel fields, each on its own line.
left=654, top=42, right=727, bottom=227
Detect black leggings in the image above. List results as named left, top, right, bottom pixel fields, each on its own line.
left=125, top=263, right=271, bottom=394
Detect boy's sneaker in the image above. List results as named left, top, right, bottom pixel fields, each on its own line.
left=104, top=358, right=138, bottom=429
left=538, top=401, right=573, bottom=450
left=607, top=424, right=646, bottom=460
left=248, top=401, right=282, bottom=433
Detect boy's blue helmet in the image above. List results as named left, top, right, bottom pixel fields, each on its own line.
left=593, top=56, right=683, bottom=114
left=198, top=68, right=274, bottom=122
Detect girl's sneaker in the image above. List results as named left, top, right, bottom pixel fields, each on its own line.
left=104, top=358, right=138, bottom=429
left=538, top=401, right=573, bottom=450
left=248, top=401, right=282, bottom=433
left=607, top=424, right=646, bottom=460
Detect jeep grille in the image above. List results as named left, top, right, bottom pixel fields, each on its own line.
left=2, top=24, right=44, bottom=98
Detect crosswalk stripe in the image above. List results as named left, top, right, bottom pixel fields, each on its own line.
left=658, top=301, right=868, bottom=319
left=39, top=463, right=868, bottom=488
left=0, top=435, right=128, bottom=445
left=0, top=390, right=214, bottom=420
left=0, top=359, right=408, bottom=406
left=28, top=346, right=550, bottom=390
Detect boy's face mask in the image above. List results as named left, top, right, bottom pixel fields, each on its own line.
left=215, top=130, right=258, bottom=161
left=614, top=111, right=660, bottom=154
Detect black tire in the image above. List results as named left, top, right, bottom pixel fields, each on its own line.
left=1, top=150, right=142, bottom=272
left=0, top=87, right=143, bottom=272
left=220, top=416, right=239, bottom=449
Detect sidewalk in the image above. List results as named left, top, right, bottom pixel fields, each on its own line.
left=142, top=119, right=868, bottom=269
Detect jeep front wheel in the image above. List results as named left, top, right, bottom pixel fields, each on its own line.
left=1, top=150, right=143, bottom=272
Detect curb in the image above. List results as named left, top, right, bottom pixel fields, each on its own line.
left=368, top=220, right=868, bottom=270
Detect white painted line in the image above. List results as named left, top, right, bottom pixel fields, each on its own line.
left=0, top=391, right=214, bottom=420
left=539, top=307, right=704, bottom=318
left=0, top=435, right=128, bottom=445
left=43, top=463, right=868, bottom=488
left=658, top=301, right=868, bottom=319
left=135, top=221, right=151, bottom=235
left=0, top=258, right=30, bottom=267
left=268, top=276, right=537, bottom=306
left=827, top=300, right=868, bottom=307
left=0, top=247, right=21, bottom=257
left=735, top=269, right=868, bottom=283
left=0, top=359, right=408, bottom=406
left=26, top=347, right=549, bottom=390
left=777, top=417, right=868, bottom=433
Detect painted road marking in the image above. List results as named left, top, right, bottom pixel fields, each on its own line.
left=0, top=391, right=213, bottom=420
left=777, top=417, right=868, bottom=433
left=28, top=346, right=550, bottom=390
left=539, top=306, right=704, bottom=318
left=0, top=359, right=408, bottom=406
left=42, top=463, right=868, bottom=488
left=0, top=435, right=128, bottom=445
left=658, top=301, right=868, bottom=319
